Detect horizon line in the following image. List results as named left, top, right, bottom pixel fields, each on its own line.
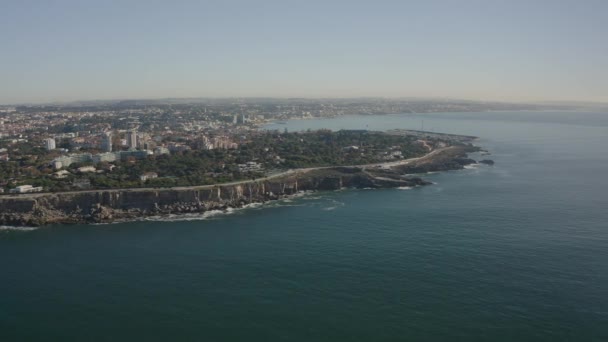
left=3, top=96, right=608, bottom=107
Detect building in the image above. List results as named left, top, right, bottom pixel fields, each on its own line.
left=238, top=161, right=263, bottom=173
left=52, top=150, right=149, bottom=168
left=9, top=185, right=43, bottom=194
left=140, top=172, right=158, bottom=181
left=52, top=170, right=71, bottom=179
left=167, top=143, right=191, bottom=153
left=92, top=152, right=117, bottom=163
left=51, top=154, right=94, bottom=169
left=101, top=132, right=112, bottom=152
left=77, top=166, right=96, bottom=173
left=154, top=146, right=170, bottom=155
left=118, top=150, right=151, bottom=161
left=45, top=138, right=56, bottom=151
left=51, top=160, right=63, bottom=170
left=127, top=130, right=138, bottom=150
left=143, top=141, right=156, bottom=150
left=69, top=153, right=93, bottom=164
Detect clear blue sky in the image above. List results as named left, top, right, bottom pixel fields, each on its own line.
left=1, top=0, right=607, bottom=104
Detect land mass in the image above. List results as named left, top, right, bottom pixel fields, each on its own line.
left=0, top=144, right=487, bottom=227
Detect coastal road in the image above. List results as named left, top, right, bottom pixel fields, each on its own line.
left=0, top=147, right=454, bottom=199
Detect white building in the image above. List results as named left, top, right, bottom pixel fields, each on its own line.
left=9, top=185, right=43, bottom=194
left=45, top=138, right=56, bottom=151
left=238, top=161, right=263, bottom=173
left=127, top=130, right=138, bottom=150
left=140, top=172, right=158, bottom=181
left=52, top=170, right=71, bottom=179
left=154, top=146, right=170, bottom=155
left=92, top=152, right=118, bottom=163
left=51, top=160, right=63, bottom=170
left=77, top=166, right=96, bottom=173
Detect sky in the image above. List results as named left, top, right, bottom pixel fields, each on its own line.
left=1, top=0, right=607, bottom=104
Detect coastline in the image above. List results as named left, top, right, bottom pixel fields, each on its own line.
left=0, top=144, right=487, bottom=227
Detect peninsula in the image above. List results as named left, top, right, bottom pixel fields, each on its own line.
left=0, top=101, right=492, bottom=227
left=0, top=140, right=486, bottom=227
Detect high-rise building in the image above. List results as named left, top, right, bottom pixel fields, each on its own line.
left=45, top=138, right=56, bottom=151
left=101, top=132, right=112, bottom=152
left=127, top=130, right=138, bottom=150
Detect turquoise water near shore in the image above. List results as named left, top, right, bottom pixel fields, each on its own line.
left=1, top=111, right=608, bottom=341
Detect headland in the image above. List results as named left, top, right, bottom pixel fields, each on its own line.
left=0, top=144, right=488, bottom=227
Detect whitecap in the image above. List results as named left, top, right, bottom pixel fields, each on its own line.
left=242, top=202, right=263, bottom=209
left=0, top=225, right=39, bottom=231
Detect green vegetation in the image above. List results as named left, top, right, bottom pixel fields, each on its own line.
left=0, top=130, right=448, bottom=193
left=243, top=129, right=429, bottom=168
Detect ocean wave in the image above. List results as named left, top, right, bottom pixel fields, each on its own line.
left=302, top=196, right=324, bottom=200
left=291, top=190, right=315, bottom=197
left=144, top=209, right=237, bottom=222
left=0, top=225, right=39, bottom=232
left=397, top=186, right=413, bottom=190
left=242, top=202, right=263, bottom=209
left=320, top=199, right=346, bottom=211
left=142, top=195, right=314, bottom=223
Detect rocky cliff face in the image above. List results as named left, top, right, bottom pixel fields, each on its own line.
left=0, top=168, right=430, bottom=227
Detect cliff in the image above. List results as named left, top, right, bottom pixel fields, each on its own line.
left=0, top=168, right=429, bottom=227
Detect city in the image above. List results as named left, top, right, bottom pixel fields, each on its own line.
left=0, top=98, right=525, bottom=194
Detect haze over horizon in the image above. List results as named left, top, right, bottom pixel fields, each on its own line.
left=2, top=0, right=607, bottom=105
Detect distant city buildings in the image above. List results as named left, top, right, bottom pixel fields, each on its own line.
left=0, top=98, right=541, bottom=194
left=199, top=135, right=238, bottom=150
left=51, top=150, right=153, bottom=169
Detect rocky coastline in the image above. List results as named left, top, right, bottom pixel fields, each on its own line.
left=0, top=146, right=489, bottom=227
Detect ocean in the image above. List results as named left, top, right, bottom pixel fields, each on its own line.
left=1, top=111, right=607, bottom=341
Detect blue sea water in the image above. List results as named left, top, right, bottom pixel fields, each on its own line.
left=1, top=111, right=608, bottom=341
